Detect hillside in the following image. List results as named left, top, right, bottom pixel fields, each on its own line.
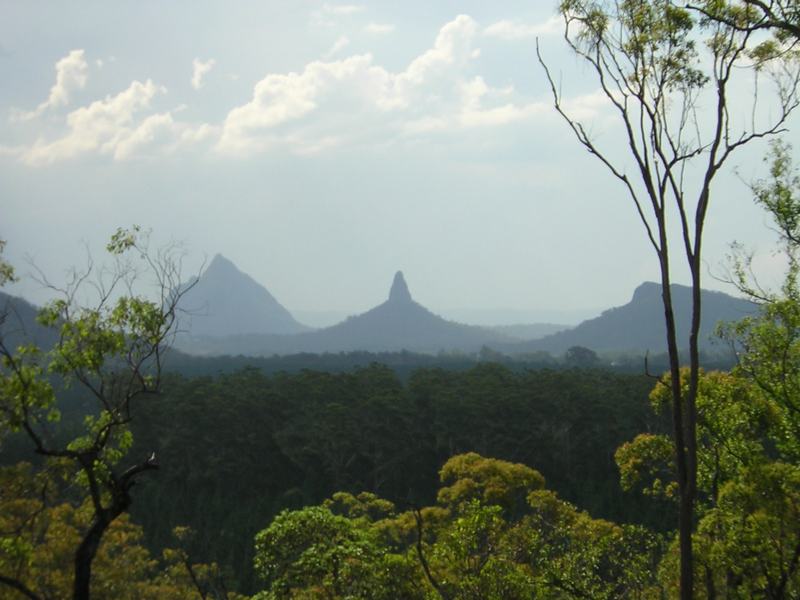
left=0, top=291, right=58, bottom=350
left=510, top=282, right=756, bottom=355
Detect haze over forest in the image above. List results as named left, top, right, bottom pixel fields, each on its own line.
left=1, top=1, right=794, bottom=317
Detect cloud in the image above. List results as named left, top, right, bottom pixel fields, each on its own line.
left=483, top=16, right=562, bottom=40
left=20, top=77, right=216, bottom=165
left=21, top=79, right=163, bottom=164
left=17, top=49, right=88, bottom=120
left=217, top=53, right=387, bottom=154
left=324, top=36, right=350, bottom=59
left=9, top=15, right=579, bottom=165
left=217, top=15, right=544, bottom=156
left=364, top=22, right=394, bottom=35
left=191, top=58, right=216, bottom=90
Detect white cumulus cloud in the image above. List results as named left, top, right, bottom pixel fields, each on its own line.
left=22, top=79, right=163, bottom=164
left=191, top=58, right=216, bottom=90
left=217, top=15, right=544, bottom=156
left=17, top=49, right=88, bottom=120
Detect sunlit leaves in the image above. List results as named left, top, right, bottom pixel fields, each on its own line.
left=252, top=453, right=663, bottom=599
left=0, top=239, right=15, bottom=286
left=616, top=433, right=677, bottom=500
left=437, top=453, right=545, bottom=517
left=106, top=225, right=142, bottom=255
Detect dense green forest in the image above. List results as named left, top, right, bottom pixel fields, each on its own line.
left=1, top=363, right=670, bottom=593
left=3, top=349, right=799, bottom=598
left=126, top=365, right=669, bottom=592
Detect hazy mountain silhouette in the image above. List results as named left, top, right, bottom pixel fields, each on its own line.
left=0, top=291, right=58, bottom=350
left=178, top=254, right=309, bottom=337
left=178, top=271, right=515, bottom=356
left=510, top=282, right=756, bottom=355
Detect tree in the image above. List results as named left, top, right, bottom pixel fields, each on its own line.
left=691, top=0, right=800, bottom=40
left=538, top=1, right=800, bottom=596
left=564, top=345, right=599, bottom=368
left=0, top=228, right=195, bottom=600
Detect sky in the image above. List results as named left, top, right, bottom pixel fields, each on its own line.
left=1, top=1, right=798, bottom=325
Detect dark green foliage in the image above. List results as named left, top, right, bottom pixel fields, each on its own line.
left=126, top=363, right=667, bottom=592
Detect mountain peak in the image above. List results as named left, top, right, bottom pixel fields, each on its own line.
left=179, top=254, right=309, bottom=336
left=631, top=281, right=662, bottom=302
left=205, top=254, right=238, bottom=276
left=388, top=271, right=412, bottom=304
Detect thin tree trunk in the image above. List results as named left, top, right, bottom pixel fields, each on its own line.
left=658, top=249, right=694, bottom=600
left=73, top=512, right=114, bottom=600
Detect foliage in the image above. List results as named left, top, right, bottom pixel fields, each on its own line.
left=0, top=229, right=199, bottom=599
left=0, top=462, right=243, bottom=600
left=616, top=365, right=800, bottom=596
left=251, top=453, right=664, bottom=600
left=541, top=0, right=800, bottom=595
left=0, top=240, right=15, bottom=287
left=120, top=364, right=664, bottom=591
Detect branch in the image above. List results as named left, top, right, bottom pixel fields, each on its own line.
left=413, top=508, right=448, bottom=600
left=536, top=38, right=661, bottom=252
left=0, top=574, right=42, bottom=600
left=119, top=452, right=159, bottom=493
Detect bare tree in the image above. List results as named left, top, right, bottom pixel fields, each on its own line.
left=537, top=1, right=800, bottom=597
left=0, top=227, right=196, bottom=600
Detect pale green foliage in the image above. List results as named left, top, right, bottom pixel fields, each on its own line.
left=560, top=0, right=706, bottom=92
left=616, top=367, right=800, bottom=593
left=253, top=506, right=415, bottom=600
left=695, top=462, right=800, bottom=597
left=616, top=433, right=677, bottom=499
left=750, top=140, right=800, bottom=270
left=0, top=226, right=193, bottom=599
left=0, top=463, right=242, bottom=600
left=618, top=369, right=775, bottom=504
left=437, top=452, right=545, bottom=517
left=106, top=225, right=142, bottom=255
left=0, top=239, right=15, bottom=286
left=722, top=141, right=800, bottom=462
left=252, top=454, right=663, bottom=599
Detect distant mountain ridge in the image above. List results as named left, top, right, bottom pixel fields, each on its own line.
left=4, top=255, right=759, bottom=359
left=178, top=254, right=309, bottom=336
left=177, top=271, right=516, bottom=356
left=0, top=291, right=58, bottom=350
left=509, top=281, right=757, bottom=355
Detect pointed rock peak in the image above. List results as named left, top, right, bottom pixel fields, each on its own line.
left=207, top=253, right=236, bottom=272
left=203, top=254, right=243, bottom=280
left=388, top=271, right=412, bottom=304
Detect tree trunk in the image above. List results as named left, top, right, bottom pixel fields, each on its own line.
left=73, top=513, right=114, bottom=600
left=658, top=250, right=694, bottom=600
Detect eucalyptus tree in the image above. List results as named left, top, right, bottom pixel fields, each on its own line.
left=691, top=0, right=800, bottom=40
left=537, top=1, right=800, bottom=596
left=0, top=228, right=196, bottom=600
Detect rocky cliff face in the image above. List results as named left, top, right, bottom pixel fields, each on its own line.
left=388, top=271, right=413, bottom=304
